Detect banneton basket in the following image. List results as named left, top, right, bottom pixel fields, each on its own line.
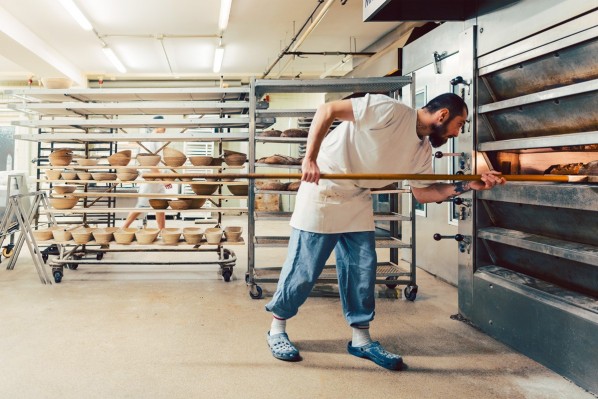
left=224, top=226, right=243, bottom=242
left=53, top=185, right=76, bottom=194
left=52, top=228, right=74, bottom=242
left=49, top=196, right=79, bottom=210
left=32, top=227, right=58, bottom=241
left=163, top=156, right=187, bottom=167
left=137, top=154, right=161, bottom=166
left=161, top=228, right=182, bottom=245
left=189, top=156, right=213, bottom=166
left=49, top=149, right=73, bottom=166
left=91, top=173, right=117, bottom=181
left=223, top=153, right=247, bottom=166
left=190, top=183, right=219, bottom=195
left=60, top=171, right=78, bottom=180
left=183, top=227, right=203, bottom=245
left=149, top=199, right=169, bottom=209
left=107, top=152, right=131, bottom=166
left=71, top=228, right=93, bottom=245
left=228, top=184, right=248, bottom=196
left=116, top=172, right=138, bottom=181
left=77, top=172, right=92, bottom=180
left=204, top=227, right=223, bottom=245
left=75, top=158, right=99, bottom=166
left=45, top=170, right=62, bottom=180
left=92, top=227, right=118, bottom=245
left=163, top=147, right=186, bottom=158
left=189, top=198, right=207, bottom=209
left=135, top=228, right=160, bottom=244
left=113, top=228, right=137, bottom=244
left=168, top=199, right=191, bottom=210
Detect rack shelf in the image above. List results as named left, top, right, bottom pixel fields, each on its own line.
left=16, top=132, right=251, bottom=143
left=246, top=76, right=416, bottom=300
left=7, top=85, right=253, bottom=284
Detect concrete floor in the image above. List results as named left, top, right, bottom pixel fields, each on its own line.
left=0, top=217, right=595, bottom=399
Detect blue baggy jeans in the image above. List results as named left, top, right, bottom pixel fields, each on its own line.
left=265, top=228, right=377, bottom=326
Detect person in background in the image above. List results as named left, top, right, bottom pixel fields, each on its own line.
left=122, top=116, right=172, bottom=229
left=265, top=93, right=506, bottom=370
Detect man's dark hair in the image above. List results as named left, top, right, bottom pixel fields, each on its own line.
left=423, top=93, right=468, bottom=122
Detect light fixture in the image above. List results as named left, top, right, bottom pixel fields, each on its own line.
left=218, top=0, right=232, bottom=31
left=57, top=0, right=93, bottom=31
left=213, top=46, right=225, bottom=73
left=102, top=46, right=127, bottom=73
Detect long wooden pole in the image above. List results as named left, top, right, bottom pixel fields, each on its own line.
left=141, top=172, right=588, bottom=183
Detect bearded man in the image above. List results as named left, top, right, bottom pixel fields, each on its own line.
left=264, top=92, right=505, bottom=370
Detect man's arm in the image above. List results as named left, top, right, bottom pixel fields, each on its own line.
left=411, top=171, right=506, bottom=203
left=302, top=99, right=355, bottom=183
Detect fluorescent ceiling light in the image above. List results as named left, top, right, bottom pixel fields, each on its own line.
left=213, top=46, right=225, bottom=73
left=218, top=0, right=232, bottom=31
left=102, top=47, right=127, bottom=73
left=58, top=0, right=93, bottom=31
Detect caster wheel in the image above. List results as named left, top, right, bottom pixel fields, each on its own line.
left=385, top=276, right=398, bottom=289
left=42, top=253, right=49, bottom=263
left=67, top=264, right=79, bottom=270
left=53, top=271, right=63, bottom=283
left=96, top=252, right=104, bottom=261
left=245, top=273, right=250, bottom=284
left=222, top=269, right=232, bottom=282
left=2, top=247, right=14, bottom=258
left=249, top=285, right=263, bottom=299
left=404, top=285, right=418, bottom=301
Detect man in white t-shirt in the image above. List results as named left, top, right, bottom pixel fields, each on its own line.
left=265, top=93, right=505, bottom=370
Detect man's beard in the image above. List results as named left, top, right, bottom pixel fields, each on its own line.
left=428, top=121, right=450, bottom=148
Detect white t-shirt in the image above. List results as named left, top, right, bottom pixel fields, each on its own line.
left=136, top=137, right=165, bottom=207
left=290, top=94, right=432, bottom=233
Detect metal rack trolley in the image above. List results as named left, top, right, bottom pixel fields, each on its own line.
left=245, top=77, right=419, bottom=300
left=6, top=86, right=272, bottom=283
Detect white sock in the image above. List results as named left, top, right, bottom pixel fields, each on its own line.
left=351, top=325, right=372, bottom=347
left=270, top=315, right=287, bottom=335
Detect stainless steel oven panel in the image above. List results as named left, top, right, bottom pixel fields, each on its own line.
left=475, top=0, right=595, bottom=57
left=479, top=37, right=598, bottom=103
left=480, top=89, right=598, bottom=141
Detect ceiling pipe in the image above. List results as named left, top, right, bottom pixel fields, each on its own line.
left=262, top=0, right=336, bottom=78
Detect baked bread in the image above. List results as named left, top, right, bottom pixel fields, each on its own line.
left=257, top=154, right=302, bottom=165
left=281, top=128, right=308, bottom=138
left=259, top=130, right=282, bottom=137
left=544, top=162, right=585, bottom=175
left=287, top=181, right=301, bottom=191
left=256, top=180, right=289, bottom=191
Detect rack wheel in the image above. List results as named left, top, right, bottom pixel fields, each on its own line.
left=222, top=269, right=232, bottom=282
left=245, top=273, right=250, bottom=284
left=96, top=252, right=104, bottom=261
left=404, top=285, right=418, bottom=301
left=42, top=253, right=49, bottom=263
left=67, top=264, right=79, bottom=270
left=53, top=270, right=63, bottom=283
left=249, top=285, right=263, bottom=299
left=2, top=247, right=13, bottom=258
left=2, top=246, right=14, bottom=258
left=385, top=276, right=398, bottom=289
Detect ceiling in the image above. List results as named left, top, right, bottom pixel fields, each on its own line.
left=0, top=0, right=405, bottom=86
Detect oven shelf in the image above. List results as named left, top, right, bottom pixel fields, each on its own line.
left=478, top=131, right=598, bottom=152
left=475, top=265, right=598, bottom=313
left=478, top=182, right=598, bottom=211
left=478, top=227, right=598, bottom=267
left=478, top=79, right=598, bottom=114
